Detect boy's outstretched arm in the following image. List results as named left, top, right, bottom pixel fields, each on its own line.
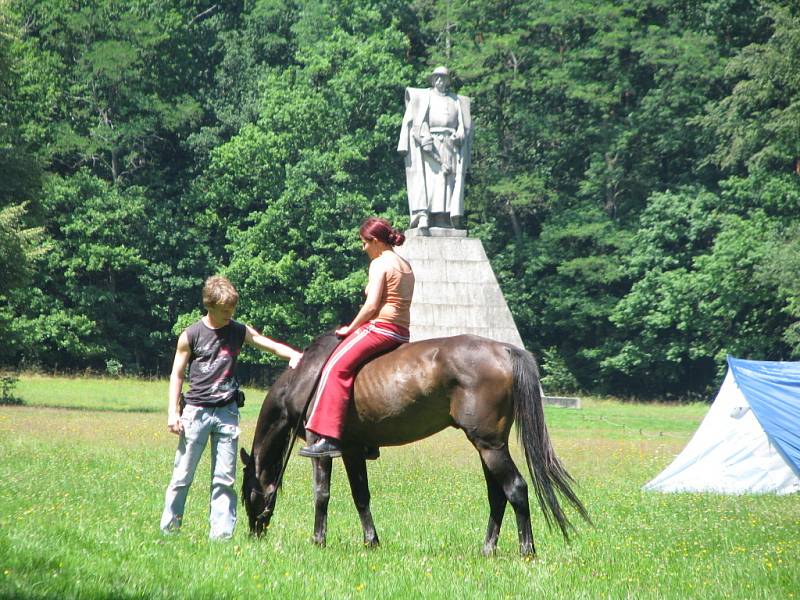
left=167, top=331, right=191, bottom=435
left=244, top=325, right=303, bottom=368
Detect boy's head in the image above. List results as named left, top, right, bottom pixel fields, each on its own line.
left=202, top=276, right=239, bottom=310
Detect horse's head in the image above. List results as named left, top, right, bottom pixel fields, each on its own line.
left=240, top=332, right=341, bottom=536
left=240, top=371, right=294, bottom=536
left=240, top=446, right=278, bottom=535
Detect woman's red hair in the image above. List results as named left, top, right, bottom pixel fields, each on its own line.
left=359, top=217, right=405, bottom=246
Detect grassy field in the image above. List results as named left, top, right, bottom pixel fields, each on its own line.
left=1, top=376, right=798, bottom=599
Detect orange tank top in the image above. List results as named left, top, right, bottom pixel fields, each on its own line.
left=376, top=265, right=415, bottom=329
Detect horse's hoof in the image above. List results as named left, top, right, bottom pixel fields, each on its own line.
left=312, top=538, right=326, bottom=548
left=363, top=538, right=379, bottom=549
left=482, top=545, right=497, bottom=557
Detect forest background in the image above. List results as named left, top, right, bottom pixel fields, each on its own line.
left=2, top=0, right=799, bottom=399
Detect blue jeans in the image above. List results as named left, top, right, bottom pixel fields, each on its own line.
left=160, top=403, right=240, bottom=539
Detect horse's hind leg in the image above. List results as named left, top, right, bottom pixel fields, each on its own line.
left=480, top=457, right=508, bottom=556
left=343, top=453, right=379, bottom=547
left=312, top=456, right=333, bottom=546
left=478, top=447, right=535, bottom=557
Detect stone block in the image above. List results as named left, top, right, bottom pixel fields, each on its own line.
left=542, top=396, right=581, bottom=409
left=397, top=235, right=524, bottom=349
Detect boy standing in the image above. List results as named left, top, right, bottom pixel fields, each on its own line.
left=160, top=275, right=302, bottom=539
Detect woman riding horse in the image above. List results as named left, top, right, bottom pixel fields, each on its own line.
left=299, top=217, right=414, bottom=458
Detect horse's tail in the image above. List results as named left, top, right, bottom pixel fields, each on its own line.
left=508, top=346, right=590, bottom=540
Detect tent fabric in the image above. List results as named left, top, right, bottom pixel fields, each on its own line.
left=644, top=357, right=800, bottom=495
left=727, top=357, right=800, bottom=476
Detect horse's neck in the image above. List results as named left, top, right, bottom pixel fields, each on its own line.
left=254, top=416, right=290, bottom=476
left=290, top=333, right=340, bottom=417
left=253, top=332, right=340, bottom=471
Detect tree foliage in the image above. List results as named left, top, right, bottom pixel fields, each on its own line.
left=2, top=0, right=799, bottom=397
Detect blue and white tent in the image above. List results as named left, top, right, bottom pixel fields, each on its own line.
left=644, top=357, right=800, bottom=494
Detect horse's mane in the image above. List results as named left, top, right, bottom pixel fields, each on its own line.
left=253, top=331, right=341, bottom=492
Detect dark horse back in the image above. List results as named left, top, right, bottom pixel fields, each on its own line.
left=344, top=335, right=516, bottom=446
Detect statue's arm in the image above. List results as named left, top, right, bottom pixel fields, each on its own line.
left=397, top=88, right=415, bottom=154
left=399, top=87, right=431, bottom=154
left=458, top=95, right=472, bottom=140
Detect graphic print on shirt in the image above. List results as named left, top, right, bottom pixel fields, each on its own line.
left=205, top=343, right=240, bottom=402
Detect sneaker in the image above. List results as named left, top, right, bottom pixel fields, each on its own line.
left=298, top=437, right=342, bottom=458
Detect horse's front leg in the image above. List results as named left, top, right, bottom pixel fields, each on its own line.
left=343, top=452, right=379, bottom=548
left=312, top=456, right=333, bottom=546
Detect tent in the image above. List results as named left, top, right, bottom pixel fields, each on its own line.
left=644, top=356, right=800, bottom=494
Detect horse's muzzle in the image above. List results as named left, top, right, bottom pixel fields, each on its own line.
left=253, top=509, right=272, bottom=536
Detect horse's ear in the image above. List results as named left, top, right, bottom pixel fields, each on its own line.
left=240, top=448, right=250, bottom=465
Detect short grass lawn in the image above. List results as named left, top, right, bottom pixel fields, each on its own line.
left=0, top=375, right=797, bottom=599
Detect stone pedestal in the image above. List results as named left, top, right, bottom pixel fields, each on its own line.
left=396, top=230, right=524, bottom=348
left=397, top=229, right=580, bottom=409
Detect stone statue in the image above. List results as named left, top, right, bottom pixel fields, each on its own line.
left=398, top=66, right=473, bottom=230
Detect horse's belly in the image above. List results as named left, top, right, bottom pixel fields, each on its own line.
left=345, top=391, right=453, bottom=446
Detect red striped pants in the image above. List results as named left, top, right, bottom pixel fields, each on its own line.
left=306, top=321, right=409, bottom=440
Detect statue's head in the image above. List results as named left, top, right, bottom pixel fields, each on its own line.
left=428, top=66, right=450, bottom=93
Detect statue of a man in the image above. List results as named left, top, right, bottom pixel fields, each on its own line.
left=397, top=66, right=473, bottom=230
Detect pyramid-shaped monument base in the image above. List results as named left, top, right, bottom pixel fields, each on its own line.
left=397, top=228, right=580, bottom=409
left=396, top=228, right=524, bottom=348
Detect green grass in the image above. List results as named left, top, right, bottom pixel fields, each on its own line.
left=1, top=376, right=798, bottom=599
left=13, top=375, right=266, bottom=415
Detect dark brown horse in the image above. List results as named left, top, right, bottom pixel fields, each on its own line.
left=240, top=332, right=589, bottom=556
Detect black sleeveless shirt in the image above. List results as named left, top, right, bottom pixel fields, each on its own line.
left=184, top=319, right=247, bottom=407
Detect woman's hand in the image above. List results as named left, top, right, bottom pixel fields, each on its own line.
left=335, top=325, right=352, bottom=337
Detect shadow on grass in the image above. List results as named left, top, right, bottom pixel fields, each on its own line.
left=0, top=396, right=25, bottom=406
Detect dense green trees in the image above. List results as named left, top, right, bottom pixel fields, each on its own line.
left=1, top=0, right=798, bottom=396
left=1, top=6, right=45, bottom=363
